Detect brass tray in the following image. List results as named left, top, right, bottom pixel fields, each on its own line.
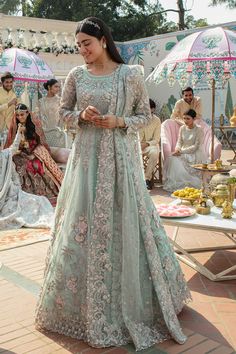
left=171, top=194, right=199, bottom=205
left=191, top=164, right=232, bottom=172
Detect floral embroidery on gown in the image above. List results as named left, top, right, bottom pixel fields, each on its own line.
left=35, top=64, right=191, bottom=351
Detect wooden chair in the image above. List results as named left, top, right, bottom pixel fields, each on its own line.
left=143, top=150, right=162, bottom=185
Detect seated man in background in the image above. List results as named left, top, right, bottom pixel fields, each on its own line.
left=139, top=99, right=161, bottom=190
left=171, top=87, right=202, bottom=125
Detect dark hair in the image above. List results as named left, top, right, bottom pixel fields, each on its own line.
left=15, top=103, right=38, bottom=141
left=43, top=79, right=58, bottom=91
left=149, top=98, right=156, bottom=109
left=184, top=109, right=196, bottom=119
left=182, top=87, right=193, bottom=95
left=1, top=72, right=14, bottom=83
left=75, top=17, right=124, bottom=64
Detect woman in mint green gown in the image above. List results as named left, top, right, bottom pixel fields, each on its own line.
left=35, top=17, right=191, bottom=351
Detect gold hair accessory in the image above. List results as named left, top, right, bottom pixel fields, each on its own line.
left=81, top=20, right=100, bottom=30
left=15, top=109, right=28, bottom=113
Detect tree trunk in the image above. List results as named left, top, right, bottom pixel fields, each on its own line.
left=21, top=0, right=27, bottom=16
left=177, top=0, right=186, bottom=30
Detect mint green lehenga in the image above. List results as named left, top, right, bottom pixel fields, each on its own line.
left=35, top=64, right=191, bottom=351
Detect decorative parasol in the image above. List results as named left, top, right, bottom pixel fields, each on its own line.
left=146, top=26, right=236, bottom=162
left=0, top=48, right=54, bottom=99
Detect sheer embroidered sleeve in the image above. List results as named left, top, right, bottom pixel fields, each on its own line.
left=59, top=67, right=82, bottom=130
left=175, top=125, right=184, bottom=151
left=123, top=66, right=152, bottom=129
left=10, top=129, right=21, bottom=155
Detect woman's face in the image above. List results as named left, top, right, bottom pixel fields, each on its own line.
left=76, top=32, right=103, bottom=63
left=183, top=114, right=194, bottom=127
left=16, top=111, right=28, bottom=124
left=49, top=82, right=60, bottom=95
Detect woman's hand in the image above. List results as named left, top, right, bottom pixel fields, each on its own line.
left=93, top=115, right=126, bottom=129
left=141, top=142, right=149, bottom=150
left=18, top=124, right=26, bottom=134
left=93, top=114, right=117, bottom=129
left=80, top=106, right=100, bottom=122
left=172, top=149, right=181, bottom=156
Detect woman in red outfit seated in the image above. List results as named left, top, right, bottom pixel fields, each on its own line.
left=4, top=103, right=63, bottom=206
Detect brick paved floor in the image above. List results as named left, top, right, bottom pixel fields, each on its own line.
left=0, top=241, right=235, bottom=353
left=0, top=149, right=235, bottom=353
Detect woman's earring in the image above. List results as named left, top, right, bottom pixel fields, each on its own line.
left=103, top=43, right=107, bottom=49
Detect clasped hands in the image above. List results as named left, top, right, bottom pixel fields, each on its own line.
left=80, top=105, right=120, bottom=129
left=172, top=149, right=181, bottom=156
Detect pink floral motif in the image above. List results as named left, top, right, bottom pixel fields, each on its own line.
left=55, top=295, right=64, bottom=309
left=66, top=276, right=78, bottom=294
left=72, top=216, right=88, bottom=243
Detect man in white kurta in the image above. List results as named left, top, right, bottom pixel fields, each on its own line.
left=171, top=87, right=202, bottom=125
left=139, top=99, right=161, bottom=189
left=0, top=72, right=18, bottom=132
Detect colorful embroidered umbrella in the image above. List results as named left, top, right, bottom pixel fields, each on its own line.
left=146, top=26, right=236, bottom=161
left=0, top=48, right=54, bottom=99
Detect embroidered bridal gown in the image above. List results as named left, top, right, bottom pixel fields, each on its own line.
left=0, top=131, right=54, bottom=230
left=35, top=64, right=191, bottom=350
left=163, top=125, right=206, bottom=192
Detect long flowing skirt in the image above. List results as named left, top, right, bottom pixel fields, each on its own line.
left=35, top=127, right=191, bottom=351
left=163, top=155, right=202, bottom=192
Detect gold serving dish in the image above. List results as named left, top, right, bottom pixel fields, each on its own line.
left=192, top=163, right=232, bottom=172
left=171, top=195, right=199, bottom=205
left=171, top=187, right=201, bottom=205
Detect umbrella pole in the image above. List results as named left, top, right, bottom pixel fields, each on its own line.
left=211, top=79, right=215, bottom=163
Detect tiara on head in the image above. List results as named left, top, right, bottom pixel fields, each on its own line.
left=81, top=20, right=100, bottom=30
left=15, top=109, right=27, bottom=113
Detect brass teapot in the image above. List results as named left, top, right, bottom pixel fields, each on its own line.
left=211, top=184, right=229, bottom=207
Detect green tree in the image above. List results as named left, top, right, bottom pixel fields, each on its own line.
left=225, top=81, right=234, bottom=120
left=209, top=0, right=236, bottom=8
left=0, top=0, right=210, bottom=41
left=28, top=0, right=171, bottom=41
left=0, top=0, right=32, bottom=15
left=185, top=15, right=208, bottom=28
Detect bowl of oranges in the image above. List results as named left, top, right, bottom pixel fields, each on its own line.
left=172, top=187, right=202, bottom=204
